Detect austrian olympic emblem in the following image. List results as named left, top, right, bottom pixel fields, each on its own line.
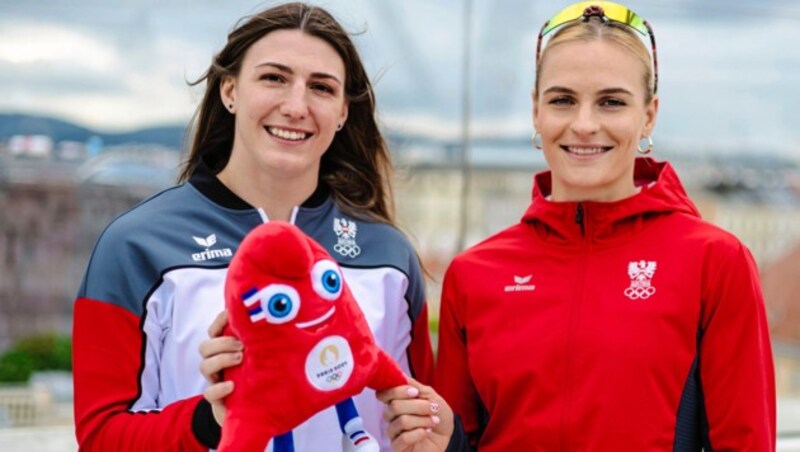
left=305, top=335, right=354, bottom=391
left=624, top=260, right=657, bottom=300
left=333, top=218, right=361, bottom=258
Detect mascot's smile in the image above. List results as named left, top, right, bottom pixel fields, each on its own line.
left=296, top=307, right=336, bottom=330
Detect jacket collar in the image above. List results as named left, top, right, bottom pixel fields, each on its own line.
left=188, top=158, right=331, bottom=214
left=521, top=158, right=700, bottom=244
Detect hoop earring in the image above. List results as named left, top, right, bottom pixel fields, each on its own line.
left=637, top=136, right=654, bottom=155
left=531, top=131, right=543, bottom=150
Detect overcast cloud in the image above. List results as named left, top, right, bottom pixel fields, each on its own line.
left=1, top=0, right=799, bottom=156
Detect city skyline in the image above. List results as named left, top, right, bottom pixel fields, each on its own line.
left=2, top=0, right=800, bottom=156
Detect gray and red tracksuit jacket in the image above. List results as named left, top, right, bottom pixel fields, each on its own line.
left=73, top=164, right=433, bottom=451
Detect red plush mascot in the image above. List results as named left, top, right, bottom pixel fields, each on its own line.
left=219, top=222, right=407, bottom=452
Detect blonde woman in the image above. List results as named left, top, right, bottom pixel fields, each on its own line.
left=379, top=2, right=775, bottom=450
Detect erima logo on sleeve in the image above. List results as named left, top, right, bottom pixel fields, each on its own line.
left=192, top=233, right=233, bottom=262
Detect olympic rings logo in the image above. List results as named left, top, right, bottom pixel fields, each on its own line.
left=334, top=244, right=361, bottom=258
left=326, top=371, right=344, bottom=383
left=624, top=286, right=656, bottom=300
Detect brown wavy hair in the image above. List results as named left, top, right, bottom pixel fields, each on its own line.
left=180, top=2, right=395, bottom=225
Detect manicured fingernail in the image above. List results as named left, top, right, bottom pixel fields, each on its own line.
left=425, top=428, right=433, bottom=433
left=234, top=353, right=243, bottom=361
left=407, top=387, right=419, bottom=397
left=432, top=415, right=441, bottom=425
left=430, top=402, right=440, bottom=413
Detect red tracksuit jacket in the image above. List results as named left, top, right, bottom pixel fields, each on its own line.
left=436, top=158, right=775, bottom=451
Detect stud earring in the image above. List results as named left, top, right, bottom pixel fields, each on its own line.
left=336, top=123, right=343, bottom=131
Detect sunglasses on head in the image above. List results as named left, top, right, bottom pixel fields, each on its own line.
left=536, top=1, right=658, bottom=94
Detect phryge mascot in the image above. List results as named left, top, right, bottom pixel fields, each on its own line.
left=219, top=222, right=407, bottom=452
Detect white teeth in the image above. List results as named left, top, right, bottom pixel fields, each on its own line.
left=268, top=127, right=308, bottom=141
left=567, top=146, right=606, bottom=155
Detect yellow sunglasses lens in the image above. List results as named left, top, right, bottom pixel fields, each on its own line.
left=542, top=1, right=647, bottom=36
left=543, top=2, right=595, bottom=34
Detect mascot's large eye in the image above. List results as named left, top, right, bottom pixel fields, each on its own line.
left=243, top=284, right=300, bottom=324
left=311, top=260, right=343, bottom=301
left=267, top=294, right=292, bottom=318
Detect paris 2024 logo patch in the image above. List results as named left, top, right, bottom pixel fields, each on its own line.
left=305, top=335, right=354, bottom=391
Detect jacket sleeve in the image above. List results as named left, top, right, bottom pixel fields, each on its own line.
left=73, top=297, right=209, bottom=451
left=73, top=220, right=211, bottom=451
left=407, top=301, right=435, bottom=385
left=699, top=239, right=776, bottom=450
left=403, top=248, right=434, bottom=385
left=435, top=260, right=481, bottom=447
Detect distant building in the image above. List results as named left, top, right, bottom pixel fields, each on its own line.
left=75, top=144, right=180, bottom=189
left=761, top=243, right=800, bottom=396
left=55, top=141, right=88, bottom=161
left=8, top=135, right=53, bottom=159
left=0, top=145, right=179, bottom=349
left=697, top=202, right=800, bottom=268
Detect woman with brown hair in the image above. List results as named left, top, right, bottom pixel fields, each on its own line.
left=73, top=3, right=433, bottom=450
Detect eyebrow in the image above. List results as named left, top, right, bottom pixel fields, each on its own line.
left=598, top=87, right=634, bottom=96
left=542, top=86, right=634, bottom=96
left=255, top=62, right=343, bottom=85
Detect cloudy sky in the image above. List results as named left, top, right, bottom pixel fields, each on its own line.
left=2, top=0, right=799, bottom=156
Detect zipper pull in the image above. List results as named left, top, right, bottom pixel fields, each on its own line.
left=575, top=203, right=585, bottom=236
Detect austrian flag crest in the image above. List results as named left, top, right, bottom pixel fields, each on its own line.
left=333, top=218, right=361, bottom=258
left=624, top=260, right=657, bottom=300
